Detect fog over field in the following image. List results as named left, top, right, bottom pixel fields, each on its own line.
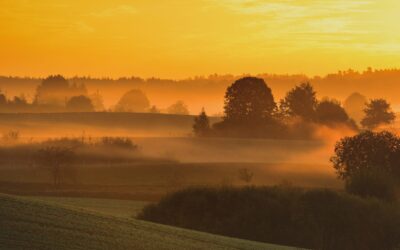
left=2, top=1, right=400, bottom=248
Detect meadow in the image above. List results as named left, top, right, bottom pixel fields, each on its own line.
left=0, top=193, right=296, bottom=250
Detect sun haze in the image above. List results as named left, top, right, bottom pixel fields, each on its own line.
left=0, top=0, right=399, bottom=78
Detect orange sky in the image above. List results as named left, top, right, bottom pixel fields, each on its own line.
left=1, top=0, right=400, bottom=78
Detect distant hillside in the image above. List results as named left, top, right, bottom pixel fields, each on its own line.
left=0, top=194, right=295, bottom=250
left=0, top=112, right=222, bottom=137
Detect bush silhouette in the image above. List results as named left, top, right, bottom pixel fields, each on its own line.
left=138, top=186, right=400, bottom=249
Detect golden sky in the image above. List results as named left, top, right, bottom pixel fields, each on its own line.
left=0, top=0, right=399, bottom=78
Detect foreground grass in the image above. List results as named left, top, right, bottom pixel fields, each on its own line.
left=0, top=194, right=296, bottom=250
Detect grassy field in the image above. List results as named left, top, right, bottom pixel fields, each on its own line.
left=0, top=193, right=298, bottom=250
left=32, top=196, right=148, bottom=218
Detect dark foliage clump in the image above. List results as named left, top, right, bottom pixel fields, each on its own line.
left=361, top=99, right=395, bottom=129
left=138, top=186, right=400, bottom=250
left=331, top=130, right=400, bottom=201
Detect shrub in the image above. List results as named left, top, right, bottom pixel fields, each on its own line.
left=97, top=137, right=137, bottom=150
left=138, top=186, right=400, bottom=250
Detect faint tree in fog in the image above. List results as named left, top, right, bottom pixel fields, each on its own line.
left=343, top=92, right=367, bottom=124
left=361, top=99, right=395, bottom=130
left=34, top=75, right=87, bottom=106
left=115, top=89, right=150, bottom=112
left=223, top=77, right=276, bottom=123
left=35, top=146, right=76, bottom=187
left=167, top=101, right=189, bottom=115
left=331, top=131, right=400, bottom=200
left=193, top=108, right=210, bottom=137
left=90, top=91, right=105, bottom=111
left=66, top=95, right=95, bottom=112
left=280, top=82, right=317, bottom=121
left=148, top=105, right=161, bottom=113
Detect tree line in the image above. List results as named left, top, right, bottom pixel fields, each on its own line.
left=193, top=77, right=395, bottom=138
left=0, top=75, right=191, bottom=114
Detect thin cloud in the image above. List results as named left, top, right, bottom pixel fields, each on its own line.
left=90, top=5, right=138, bottom=18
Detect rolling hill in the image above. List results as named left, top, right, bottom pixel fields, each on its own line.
left=0, top=194, right=298, bottom=250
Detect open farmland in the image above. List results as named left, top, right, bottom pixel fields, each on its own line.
left=0, top=194, right=297, bottom=250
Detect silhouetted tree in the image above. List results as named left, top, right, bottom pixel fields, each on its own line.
left=193, top=108, right=210, bottom=137
left=115, top=89, right=150, bottom=112
left=167, top=101, right=189, bottom=115
left=0, top=92, right=7, bottom=106
left=315, top=99, right=350, bottom=125
left=280, top=82, right=317, bottom=121
left=343, top=92, right=367, bottom=123
left=331, top=131, right=400, bottom=200
left=35, top=146, right=75, bottom=186
left=66, top=95, right=95, bottom=112
left=213, top=77, right=285, bottom=138
left=361, top=99, right=395, bottom=130
left=223, top=77, right=276, bottom=123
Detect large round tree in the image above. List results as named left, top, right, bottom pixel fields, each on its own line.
left=331, top=130, right=400, bottom=200
left=223, top=77, right=276, bottom=123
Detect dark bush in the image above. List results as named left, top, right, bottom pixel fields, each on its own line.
left=138, top=186, right=400, bottom=250
left=345, top=169, right=397, bottom=201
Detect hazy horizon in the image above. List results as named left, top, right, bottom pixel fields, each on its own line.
left=1, top=0, right=400, bottom=78
left=0, top=66, right=397, bottom=80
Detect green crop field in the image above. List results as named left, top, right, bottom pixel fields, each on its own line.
left=0, top=194, right=300, bottom=250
